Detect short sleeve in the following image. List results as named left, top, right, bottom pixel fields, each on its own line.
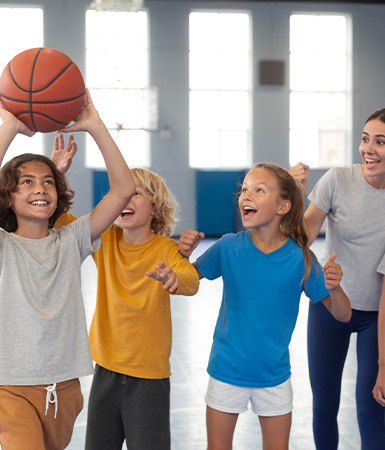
left=308, top=167, right=338, bottom=214
left=195, top=238, right=223, bottom=280
left=305, top=257, right=330, bottom=303
left=378, top=253, right=385, bottom=275
left=67, top=213, right=101, bottom=261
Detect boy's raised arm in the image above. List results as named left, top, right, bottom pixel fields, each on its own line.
left=60, top=90, right=135, bottom=241
left=0, top=101, right=35, bottom=166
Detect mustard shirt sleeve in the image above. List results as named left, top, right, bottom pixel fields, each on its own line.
left=166, top=243, right=200, bottom=296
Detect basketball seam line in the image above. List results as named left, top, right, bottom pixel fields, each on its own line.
left=1, top=48, right=84, bottom=132
left=29, top=49, right=43, bottom=131
left=0, top=92, right=85, bottom=104
left=7, top=49, right=77, bottom=94
left=15, top=111, right=68, bottom=125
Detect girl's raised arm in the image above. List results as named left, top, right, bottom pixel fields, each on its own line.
left=61, top=89, right=135, bottom=241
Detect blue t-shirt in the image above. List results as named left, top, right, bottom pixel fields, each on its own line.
left=196, top=231, right=329, bottom=388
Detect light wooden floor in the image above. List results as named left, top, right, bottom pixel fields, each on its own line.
left=67, top=237, right=361, bottom=449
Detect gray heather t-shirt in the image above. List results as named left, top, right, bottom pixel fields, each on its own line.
left=377, top=255, right=385, bottom=276
left=0, top=213, right=100, bottom=385
left=309, top=164, right=385, bottom=311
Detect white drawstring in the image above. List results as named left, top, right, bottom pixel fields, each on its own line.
left=45, top=383, right=58, bottom=419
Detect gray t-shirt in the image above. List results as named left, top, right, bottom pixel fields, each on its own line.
left=308, top=164, right=385, bottom=311
left=0, top=213, right=100, bottom=385
left=377, top=255, right=385, bottom=276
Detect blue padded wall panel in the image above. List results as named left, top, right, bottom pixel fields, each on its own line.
left=196, top=170, right=245, bottom=237
left=93, top=170, right=109, bottom=207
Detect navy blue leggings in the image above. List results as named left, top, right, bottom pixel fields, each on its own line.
left=307, top=302, right=385, bottom=450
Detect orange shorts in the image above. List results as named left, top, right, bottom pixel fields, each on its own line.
left=0, top=378, right=83, bottom=450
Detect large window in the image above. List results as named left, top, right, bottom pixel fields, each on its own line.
left=0, top=7, right=43, bottom=163
left=290, top=14, right=351, bottom=168
left=86, top=9, right=150, bottom=168
left=189, top=12, right=251, bottom=168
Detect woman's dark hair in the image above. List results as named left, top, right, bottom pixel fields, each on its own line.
left=365, top=108, right=385, bottom=125
left=0, top=153, right=75, bottom=232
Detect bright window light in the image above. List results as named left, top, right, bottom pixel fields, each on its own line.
left=86, top=10, right=150, bottom=168
left=0, top=7, right=43, bottom=163
left=290, top=14, right=351, bottom=168
left=189, top=12, right=251, bottom=169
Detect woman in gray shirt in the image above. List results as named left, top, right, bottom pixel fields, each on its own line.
left=291, top=108, right=385, bottom=449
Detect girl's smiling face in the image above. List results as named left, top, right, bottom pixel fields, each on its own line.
left=359, top=118, right=385, bottom=188
left=238, top=168, right=289, bottom=230
left=9, top=161, right=58, bottom=227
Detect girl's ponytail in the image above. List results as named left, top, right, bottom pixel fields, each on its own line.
left=254, top=163, right=317, bottom=288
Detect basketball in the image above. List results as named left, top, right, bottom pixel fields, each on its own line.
left=0, top=48, right=85, bottom=133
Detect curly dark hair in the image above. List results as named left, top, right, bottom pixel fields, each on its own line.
left=0, top=153, right=75, bottom=232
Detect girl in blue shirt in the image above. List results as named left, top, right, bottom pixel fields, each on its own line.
left=179, top=163, right=352, bottom=450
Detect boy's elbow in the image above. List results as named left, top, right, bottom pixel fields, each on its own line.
left=185, top=277, right=200, bottom=296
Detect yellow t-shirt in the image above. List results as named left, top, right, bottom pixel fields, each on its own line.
left=54, top=212, right=77, bottom=229
left=89, top=225, right=199, bottom=379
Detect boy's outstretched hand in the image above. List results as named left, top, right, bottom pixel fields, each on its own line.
left=59, top=88, right=101, bottom=134
left=51, top=132, right=77, bottom=174
left=146, top=261, right=179, bottom=293
left=0, top=99, right=35, bottom=137
left=323, top=253, right=342, bottom=291
left=178, top=230, right=205, bottom=258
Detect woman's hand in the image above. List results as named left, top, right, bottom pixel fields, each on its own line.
left=289, top=161, right=309, bottom=197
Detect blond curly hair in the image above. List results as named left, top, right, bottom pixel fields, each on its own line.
left=131, top=168, right=178, bottom=237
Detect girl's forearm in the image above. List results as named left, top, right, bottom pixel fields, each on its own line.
left=329, top=286, right=352, bottom=323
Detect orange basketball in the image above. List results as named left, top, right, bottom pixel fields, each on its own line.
left=0, top=48, right=85, bottom=133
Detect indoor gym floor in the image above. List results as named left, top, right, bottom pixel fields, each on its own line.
left=63, top=237, right=361, bottom=449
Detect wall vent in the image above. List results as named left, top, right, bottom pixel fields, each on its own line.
left=259, top=60, right=285, bottom=86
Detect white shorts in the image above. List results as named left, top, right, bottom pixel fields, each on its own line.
left=205, top=376, right=293, bottom=417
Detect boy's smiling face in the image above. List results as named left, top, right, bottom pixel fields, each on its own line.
left=9, top=161, right=58, bottom=228
left=114, top=182, right=154, bottom=233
